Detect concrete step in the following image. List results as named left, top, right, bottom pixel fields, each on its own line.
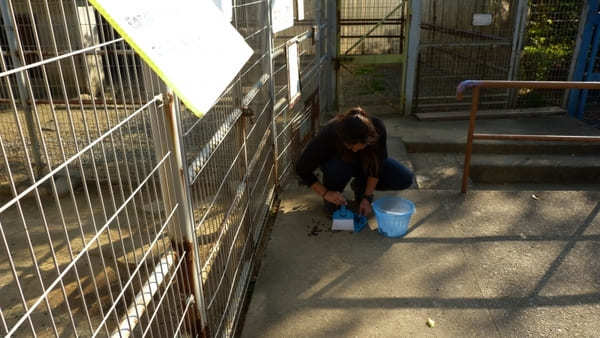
left=415, top=100, right=507, bottom=112
left=408, top=147, right=597, bottom=190
left=405, top=139, right=600, bottom=155
left=469, top=154, right=600, bottom=184
left=408, top=153, right=471, bottom=190
left=387, top=136, right=415, bottom=172
left=415, top=93, right=507, bottom=105
left=415, top=106, right=566, bottom=121
left=394, top=116, right=600, bottom=155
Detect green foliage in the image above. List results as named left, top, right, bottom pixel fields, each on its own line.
left=354, top=66, right=386, bottom=94
left=520, top=44, right=572, bottom=81
left=517, top=0, right=583, bottom=105
left=355, top=66, right=375, bottom=75
left=519, top=0, right=581, bottom=82
left=369, top=78, right=386, bottom=93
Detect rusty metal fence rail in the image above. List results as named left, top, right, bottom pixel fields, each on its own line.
left=456, top=80, right=600, bottom=193
left=0, top=0, right=333, bottom=336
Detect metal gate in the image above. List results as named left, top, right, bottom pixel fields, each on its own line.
left=336, top=0, right=407, bottom=111
left=569, top=0, right=600, bottom=118
left=415, top=0, right=524, bottom=112
left=0, top=0, right=333, bottom=336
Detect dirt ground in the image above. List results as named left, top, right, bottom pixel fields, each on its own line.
left=0, top=98, right=261, bottom=336
left=0, top=103, right=154, bottom=193
left=338, top=63, right=404, bottom=109
left=0, top=177, right=182, bottom=336
left=0, top=167, right=244, bottom=336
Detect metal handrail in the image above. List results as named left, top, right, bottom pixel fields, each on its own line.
left=456, top=80, right=600, bottom=193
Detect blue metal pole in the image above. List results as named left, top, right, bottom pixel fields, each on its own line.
left=568, top=0, right=600, bottom=118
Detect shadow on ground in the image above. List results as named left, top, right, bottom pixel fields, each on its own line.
left=242, top=181, right=600, bottom=337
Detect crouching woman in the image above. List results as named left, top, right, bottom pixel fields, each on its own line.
left=295, top=107, right=414, bottom=216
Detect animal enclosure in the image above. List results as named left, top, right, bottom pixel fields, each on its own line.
left=0, top=0, right=587, bottom=336
left=0, top=0, right=333, bottom=336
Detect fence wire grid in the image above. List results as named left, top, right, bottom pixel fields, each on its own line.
left=416, top=0, right=519, bottom=111
left=516, top=0, right=583, bottom=108
left=415, top=0, right=583, bottom=112
left=336, top=0, right=407, bottom=108
left=0, top=0, right=333, bottom=337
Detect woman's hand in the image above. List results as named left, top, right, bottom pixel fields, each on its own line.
left=323, top=191, right=347, bottom=206
left=359, top=198, right=372, bottom=216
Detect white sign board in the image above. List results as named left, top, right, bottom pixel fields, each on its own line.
left=272, top=0, right=294, bottom=33
left=472, top=13, right=493, bottom=26
left=297, top=0, right=305, bottom=21
left=286, top=40, right=301, bottom=107
left=88, top=0, right=253, bottom=118
left=213, top=0, right=233, bottom=22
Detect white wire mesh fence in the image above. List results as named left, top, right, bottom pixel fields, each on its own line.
left=0, top=0, right=332, bottom=336
left=0, top=0, right=199, bottom=335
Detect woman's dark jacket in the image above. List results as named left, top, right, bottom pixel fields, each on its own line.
left=295, top=116, right=388, bottom=187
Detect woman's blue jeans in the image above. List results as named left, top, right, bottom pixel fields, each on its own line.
left=320, top=157, right=414, bottom=197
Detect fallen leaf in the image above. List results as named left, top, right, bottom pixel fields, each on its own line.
left=426, top=318, right=435, bottom=328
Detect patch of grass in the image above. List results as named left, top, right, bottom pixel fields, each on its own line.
left=370, top=79, right=386, bottom=93
left=355, top=66, right=375, bottom=75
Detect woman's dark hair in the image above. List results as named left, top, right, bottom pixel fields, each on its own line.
left=334, top=107, right=379, bottom=146
left=334, top=107, right=381, bottom=176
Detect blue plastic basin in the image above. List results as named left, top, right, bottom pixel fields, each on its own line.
left=372, top=196, right=415, bottom=238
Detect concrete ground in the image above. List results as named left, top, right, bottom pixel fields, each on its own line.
left=241, top=114, right=600, bottom=337
left=242, top=187, right=600, bottom=337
